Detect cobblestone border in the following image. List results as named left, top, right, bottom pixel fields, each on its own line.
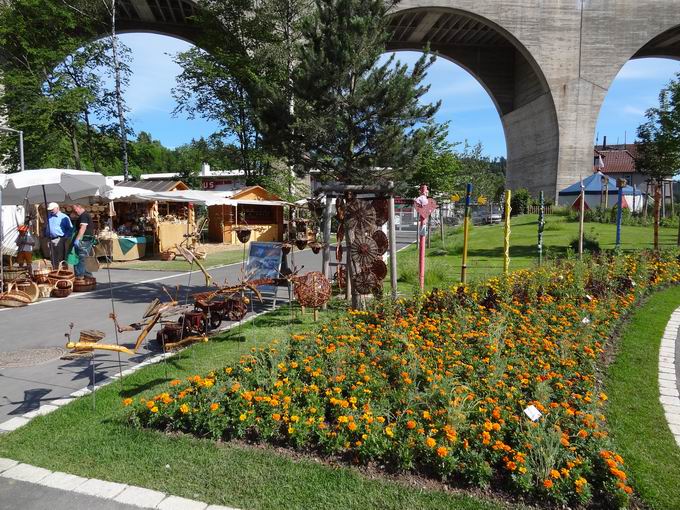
left=660, top=307, right=680, bottom=447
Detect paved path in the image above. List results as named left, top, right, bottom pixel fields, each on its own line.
left=0, top=233, right=415, bottom=424
left=660, top=306, right=680, bottom=447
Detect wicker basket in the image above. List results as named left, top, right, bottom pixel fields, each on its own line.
left=38, top=284, right=53, bottom=298
left=73, top=276, right=96, bottom=292
left=160, top=251, right=176, bottom=261
left=48, top=261, right=75, bottom=286
left=51, top=279, right=73, bottom=298
left=33, top=260, right=52, bottom=284
left=2, top=266, right=28, bottom=283
left=14, top=279, right=39, bottom=302
left=0, top=283, right=32, bottom=307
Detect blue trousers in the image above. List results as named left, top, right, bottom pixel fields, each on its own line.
left=74, top=239, right=93, bottom=278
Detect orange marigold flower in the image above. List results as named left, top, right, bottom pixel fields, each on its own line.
left=179, top=403, right=190, bottom=414
left=169, top=379, right=181, bottom=387
left=348, top=422, right=357, bottom=431
left=550, top=469, right=561, bottom=479
left=543, top=479, right=553, bottom=489
left=122, top=398, right=133, bottom=407
left=425, top=437, right=436, bottom=448
left=272, top=413, right=281, bottom=421
left=210, top=403, right=220, bottom=412
left=436, top=446, right=448, bottom=457
left=406, top=420, right=417, bottom=430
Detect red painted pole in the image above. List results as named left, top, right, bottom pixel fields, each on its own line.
left=419, top=215, right=426, bottom=291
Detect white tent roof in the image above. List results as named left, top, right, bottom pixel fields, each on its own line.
left=115, top=189, right=292, bottom=207
left=0, top=168, right=112, bottom=205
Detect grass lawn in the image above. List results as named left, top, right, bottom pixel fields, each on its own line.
left=394, top=214, right=678, bottom=292
left=0, top=302, right=525, bottom=510
left=606, top=285, right=680, bottom=510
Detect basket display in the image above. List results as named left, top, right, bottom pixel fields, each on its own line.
left=48, top=261, right=75, bottom=286
left=51, top=279, right=73, bottom=298
left=73, top=276, right=96, bottom=293
left=14, top=279, right=39, bottom=302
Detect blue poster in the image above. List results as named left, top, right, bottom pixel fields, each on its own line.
left=246, top=242, right=283, bottom=294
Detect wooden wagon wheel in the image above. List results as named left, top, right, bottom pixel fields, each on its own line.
left=370, top=259, right=388, bottom=281
left=353, top=270, right=378, bottom=295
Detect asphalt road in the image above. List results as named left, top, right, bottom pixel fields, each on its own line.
left=0, top=233, right=415, bottom=423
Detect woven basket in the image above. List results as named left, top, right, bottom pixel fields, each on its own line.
left=33, top=260, right=52, bottom=284
left=0, top=283, right=32, bottom=307
left=73, top=276, right=96, bottom=293
left=51, top=279, right=73, bottom=298
left=38, top=284, right=53, bottom=298
left=14, top=279, right=39, bottom=302
left=160, top=251, right=176, bottom=261
left=2, top=266, right=28, bottom=283
left=48, top=261, right=75, bottom=286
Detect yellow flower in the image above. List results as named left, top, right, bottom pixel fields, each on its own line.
left=385, top=426, right=394, bottom=437
left=239, top=413, right=247, bottom=421
left=150, top=406, right=158, bottom=413
left=179, top=404, right=190, bottom=414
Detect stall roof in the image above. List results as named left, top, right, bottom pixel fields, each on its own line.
left=121, top=189, right=292, bottom=207
left=116, top=179, right=189, bottom=192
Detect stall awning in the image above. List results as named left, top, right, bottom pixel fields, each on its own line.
left=112, top=189, right=292, bottom=207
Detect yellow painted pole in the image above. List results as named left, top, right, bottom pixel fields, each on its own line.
left=461, top=183, right=472, bottom=284
left=503, top=190, right=511, bottom=274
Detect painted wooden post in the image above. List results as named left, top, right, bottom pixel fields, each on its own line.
left=578, top=178, right=585, bottom=260
left=321, top=195, right=332, bottom=279
left=654, top=182, right=661, bottom=251
left=439, top=203, right=445, bottom=247
left=388, top=195, right=398, bottom=300
left=461, top=183, right=472, bottom=284
left=503, top=190, right=511, bottom=274
left=538, top=191, right=545, bottom=265
left=414, top=184, right=437, bottom=292
left=615, top=178, right=626, bottom=248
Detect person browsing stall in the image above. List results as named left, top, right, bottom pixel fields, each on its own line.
left=45, top=202, right=73, bottom=267
left=71, top=204, right=95, bottom=278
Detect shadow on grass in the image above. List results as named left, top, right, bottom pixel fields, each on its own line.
left=120, top=377, right=171, bottom=398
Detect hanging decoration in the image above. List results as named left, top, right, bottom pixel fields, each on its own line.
left=293, top=271, right=332, bottom=309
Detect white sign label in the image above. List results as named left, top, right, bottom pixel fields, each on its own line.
left=523, top=405, right=542, bottom=422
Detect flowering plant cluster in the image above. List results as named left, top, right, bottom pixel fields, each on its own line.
left=128, top=251, right=680, bottom=507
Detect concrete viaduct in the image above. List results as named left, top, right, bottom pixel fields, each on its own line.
left=114, top=0, right=680, bottom=199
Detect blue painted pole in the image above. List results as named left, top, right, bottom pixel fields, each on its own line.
left=616, top=182, right=624, bottom=247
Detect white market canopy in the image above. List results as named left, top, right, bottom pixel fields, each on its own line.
left=0, top=168, right=112, bottom=205
left=111, top=188, right=292, bottom=208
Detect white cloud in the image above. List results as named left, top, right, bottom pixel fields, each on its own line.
left=621, top=105, right=646, bottom=116
left=616, top=58, right=680, bottom=80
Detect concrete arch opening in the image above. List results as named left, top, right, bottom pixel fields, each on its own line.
left=386, top=7, right=559, bottom=197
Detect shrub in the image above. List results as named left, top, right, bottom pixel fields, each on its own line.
left=128, top=250, right=680, bottom=507
left=570, top=229, right=600, bottom=253
left=510, top=188, right=530, bottom=216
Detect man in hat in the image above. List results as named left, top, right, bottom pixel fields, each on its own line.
left=44, top=202, right=73, bottom=267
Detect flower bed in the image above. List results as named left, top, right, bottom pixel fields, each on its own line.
left=128, top=251, right=680, bottom=507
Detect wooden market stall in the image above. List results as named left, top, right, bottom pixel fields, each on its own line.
left=208, top=186, right=285, bottom=244
left=106, top=179, right=191, bottom=257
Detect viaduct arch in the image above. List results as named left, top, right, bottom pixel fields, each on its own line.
left=98, top=1, right=680, bottom=198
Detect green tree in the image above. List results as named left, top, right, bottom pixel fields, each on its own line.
left=636, top=75, right=680, bottom=249
left=456, top=141, right=505, bottom=202
left=406, top=136, right=460, bottom=198
left=289, top=0, right=443, bottom=183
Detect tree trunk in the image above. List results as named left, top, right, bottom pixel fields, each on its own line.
left=70, top=128, right=81, bottom=170
left=654, top=182, right=661, bottom=251
left=110, top=0, right=129, bottom=181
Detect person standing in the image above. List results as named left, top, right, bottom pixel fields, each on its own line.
left=15, top=224, right=35, bottom=272
left=45, top=203, right=72, bottom=267
left=71, top=204, right=95, bottom=278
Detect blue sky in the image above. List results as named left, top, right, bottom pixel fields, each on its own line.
left=116, top=33, right=680, bottom=158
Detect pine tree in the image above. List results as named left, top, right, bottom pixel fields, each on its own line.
left=289, top=0, right=443, bottom=184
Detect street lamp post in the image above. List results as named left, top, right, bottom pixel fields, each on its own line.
left=0, top=126, right=25, bottom=172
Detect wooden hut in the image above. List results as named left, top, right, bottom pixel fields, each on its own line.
left=208, top=186, right=285, bottom=244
